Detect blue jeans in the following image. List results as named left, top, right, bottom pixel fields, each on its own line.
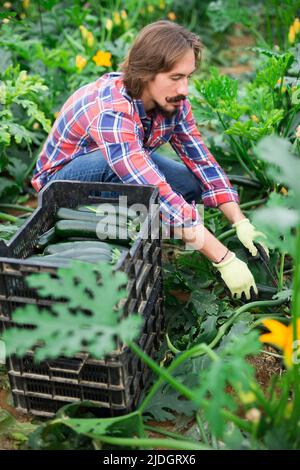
left=48, top=150, right=203, bottom=203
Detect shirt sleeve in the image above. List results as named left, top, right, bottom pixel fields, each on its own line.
left=88, top=110, right=201, bottom=227
left=170, top=100, right=239, bottom=208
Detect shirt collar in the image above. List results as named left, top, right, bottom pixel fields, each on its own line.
left=132, top=98, right=148, bottom=120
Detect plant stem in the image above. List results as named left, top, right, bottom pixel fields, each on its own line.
left=248, top=25, right=270, bottom=48
left=259, top=349, right=283, bottom=359
left=211, top=433, right=219, bottom=450
left=278, top=252, right=286, bottom=291
left=217, top=228, right=235, bottom=241
left=139, top=297, right=288, bottom=415
left=129, top=341, right=195, bottom=402
left=98, top=435, right=212, bottom=450
left=144, top=425, right=194, bottom=442
left=217, top=112, right=258, bottom=180
left=291, top=224, right=300, bottom=426
left=0, top=212, right=18, bottom=223
left=0, top=204, right=34, bottom=213
left=283, top=108, right=297, bottom=138
left=240, top=198, right=268, bottom=209
left=37, top=0, right=44, bottom=38
left=196, top=412, right=210, bottom=446
left=291, top=225, right=300, bottom=322
left=205, top=198, right=267, bottom=223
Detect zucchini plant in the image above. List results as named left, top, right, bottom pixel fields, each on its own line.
left=0, top=64, right=51, bottom=200
left=191, top=49, right=300, bottom=187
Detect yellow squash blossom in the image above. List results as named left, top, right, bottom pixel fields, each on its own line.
left=113, top=11, right=121, bottom=25
left=106, top=18, right=113, bottom=31
left=87, top=31, right=94, bottom=48
left=3, top=2, right=12, bottom=8
left=120, top=10, right=127, bottom=20
left=280, top=186, right=289, bottom=196
left=250, top=114, right=259, bottom=123
left=159, top=1, right=166, bottom=9
left=22, top=0, right=30, bottom=8
left=79, top=25, right=88, bottom=41
left=239, top=390, right=256, bottom=405
left=147, top=5, right=154, bottom=13
left=76, top=55, right=87, bottom=71
left=288, top=24, right=296, bottom=44
left=260, top=318, right=300, bottom=368
left=293, top=18, right=300, bottom=34
left=92, top=50, right=112, bottom=67
left=167, top=12, right=176, bottom=21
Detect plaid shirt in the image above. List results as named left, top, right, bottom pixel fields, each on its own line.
left=32, top=72, right=239, bottom=227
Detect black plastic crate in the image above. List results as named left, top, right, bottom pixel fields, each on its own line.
left=0, top=181, right=164, bottom=416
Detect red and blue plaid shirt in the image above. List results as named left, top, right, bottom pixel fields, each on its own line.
left=32, top=73, right=238, bottom=226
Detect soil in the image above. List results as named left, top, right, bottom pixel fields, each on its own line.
left=0, top=384, right=36, bottom=450
left=249, top=346, right=283, bottom=389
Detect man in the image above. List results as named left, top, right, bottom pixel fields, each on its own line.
left=32, top=20, right=268, bottom=300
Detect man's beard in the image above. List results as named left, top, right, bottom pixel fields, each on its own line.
left=153, top=95, right=186, bottom=118
left=154, top=101, right=178, bottom=119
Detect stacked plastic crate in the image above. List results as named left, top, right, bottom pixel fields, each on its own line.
left=0, top=181, right=164, bottom=417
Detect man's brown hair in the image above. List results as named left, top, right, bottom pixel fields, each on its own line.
left=119, top=20, right=203, bottom=98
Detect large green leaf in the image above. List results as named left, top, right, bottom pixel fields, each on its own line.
left=143, top=385, right=198, bottom=422
left=3, top=261, right=142, bottom=361
left=28, top=400, right=144, bottom=449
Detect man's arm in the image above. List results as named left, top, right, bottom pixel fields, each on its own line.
left=174, top=223, right=232, bottom=263
left=218, top=201, right=246, bottom=224
left=88, top=110, right=200, bottom=228
left=170, top=99, right=239, bottom=208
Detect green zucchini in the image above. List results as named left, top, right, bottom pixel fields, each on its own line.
left=228, top=175, right=262, bottom=189
left=76, top=203, right=137, bottom=220
left=35, top=226, right=57, bottom=250
left=256, top=283, right=278, bottom=299
left=28, top=248, right=111, bottom=262
left=56, top=207, right=103, bottom=223
left=26, top=257, right=70, bottom=268
left=27, top=255, right=109, bottom=267
left=56, top=207, right=129, bottom=226
left=44, top=240, right=126, bottom=255
left=55, top=219, right=131, bottom=245
left=66, top=237, right=103, bottom=242
left=49, top=247, right=112, bottom=260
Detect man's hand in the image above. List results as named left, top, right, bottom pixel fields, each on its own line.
left=232, top=218, right=269, bottom=258
left=213, top=253, right=258, bottom=300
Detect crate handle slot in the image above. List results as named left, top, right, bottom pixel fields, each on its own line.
left=47, top=354, right=88, bottom=374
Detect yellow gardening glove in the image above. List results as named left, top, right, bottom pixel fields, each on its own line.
left=232, top=218, right=269, bottom=258
left=213, top=253, right=258, bottom=300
